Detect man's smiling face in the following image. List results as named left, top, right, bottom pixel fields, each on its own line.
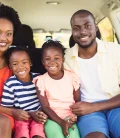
left=71, top=13, right=97, bottom=49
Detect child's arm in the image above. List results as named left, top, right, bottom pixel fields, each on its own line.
left=37, top=92, right=64, bottom=124
left=28, top=110, right=48, bottom=124
left=73, top=87, right=80, bottom=102
left=67, top=87, right=80, bottom=124
left=37, top=91, right=74, bottom=137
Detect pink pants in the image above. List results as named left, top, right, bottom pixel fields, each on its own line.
left=14, top=119, right=46, bottom=138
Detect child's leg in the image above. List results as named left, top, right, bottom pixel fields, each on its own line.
left=14, top=120, right=29, bottom=138
left=66, top=123, right=81, bottom=138
left=45, top=119, right=65, bottom=138
left=30, top=120, right=46, bottom=138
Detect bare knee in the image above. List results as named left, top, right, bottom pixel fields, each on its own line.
left=0, top=114, right=11, bottom=127
left=0, top=114, right=12, bottom=138
left=85, top=132, right=107, bottom=138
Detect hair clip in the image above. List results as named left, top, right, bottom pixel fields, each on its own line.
left=45, top=36, right=52, bottom=42
left=9, top=45, right=17, bottom=48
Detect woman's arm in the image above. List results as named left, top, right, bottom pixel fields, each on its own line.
left=0, top=106, right=14, bottom=116
left=0, top=106, right=30, bottom=121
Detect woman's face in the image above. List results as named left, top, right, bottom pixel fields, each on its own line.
left=0, top=18, right=14, bottom=52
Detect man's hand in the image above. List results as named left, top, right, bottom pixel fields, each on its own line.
left=70, top=101, right=96, bottom=116
left=29, top=110, right=48, bottom=124
left=12, top=109, right=30, bottom=121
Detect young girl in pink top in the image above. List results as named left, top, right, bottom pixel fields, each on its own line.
left=34, top=40, right=81, bottom=138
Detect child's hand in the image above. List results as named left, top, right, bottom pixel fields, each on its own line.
left=29, top=110, right=48, bottom=124
left=67, top=114, right=77, bottom=125
left=12, top=109, right=30, bottom=121
left=60, top=120, right=74, bottom=137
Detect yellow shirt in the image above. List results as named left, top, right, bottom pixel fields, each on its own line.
left=64, top=38, right=120, bottom=98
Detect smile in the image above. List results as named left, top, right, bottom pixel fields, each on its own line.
left=49, top=66, right=57, bottom=70
left=0, top=42, right=7, bottom=46
left=80, top=36, right=89, bottom=41
left=18, top=71, right=26, bottom=75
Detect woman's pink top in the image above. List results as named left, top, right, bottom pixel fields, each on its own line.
left=35, top=70, right=80, bottom=119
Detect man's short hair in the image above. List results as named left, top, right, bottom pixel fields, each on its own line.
left=70, top=9, right=95, bottom=25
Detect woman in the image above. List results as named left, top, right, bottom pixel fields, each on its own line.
left=0, top=4, right=47, bottom=138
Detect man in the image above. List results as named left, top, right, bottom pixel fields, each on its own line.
left=64, top=9, right=120, bottom=138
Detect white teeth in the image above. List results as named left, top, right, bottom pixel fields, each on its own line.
left=18, top=71, right=25, bottom=75
left=80, top=36, right=89, bottom=41
left=80, top=36, right=89, bottom=40
left=0, top=43, right=6, bottom=46
left=49, top=67, right=56, bottom=70
left=50, top=67, right=56, bottom=69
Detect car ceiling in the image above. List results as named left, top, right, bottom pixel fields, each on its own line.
left=1, top=0, right=108, bottom=32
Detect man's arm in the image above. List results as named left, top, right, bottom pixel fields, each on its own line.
left=70, top=94, right=120, bottom=116
left=94, top=94, right=120, bottom=111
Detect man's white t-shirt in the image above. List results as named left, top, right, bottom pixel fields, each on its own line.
left=78, top=54, right=108, bottom=102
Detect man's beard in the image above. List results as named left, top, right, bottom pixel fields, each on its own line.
left=77, top=38, right=95, bottom=49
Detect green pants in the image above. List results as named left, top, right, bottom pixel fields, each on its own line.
left=45, top=119, right=81, bottom=138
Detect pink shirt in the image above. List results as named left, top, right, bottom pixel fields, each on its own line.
left=36, top=70, right=80, bottom=119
